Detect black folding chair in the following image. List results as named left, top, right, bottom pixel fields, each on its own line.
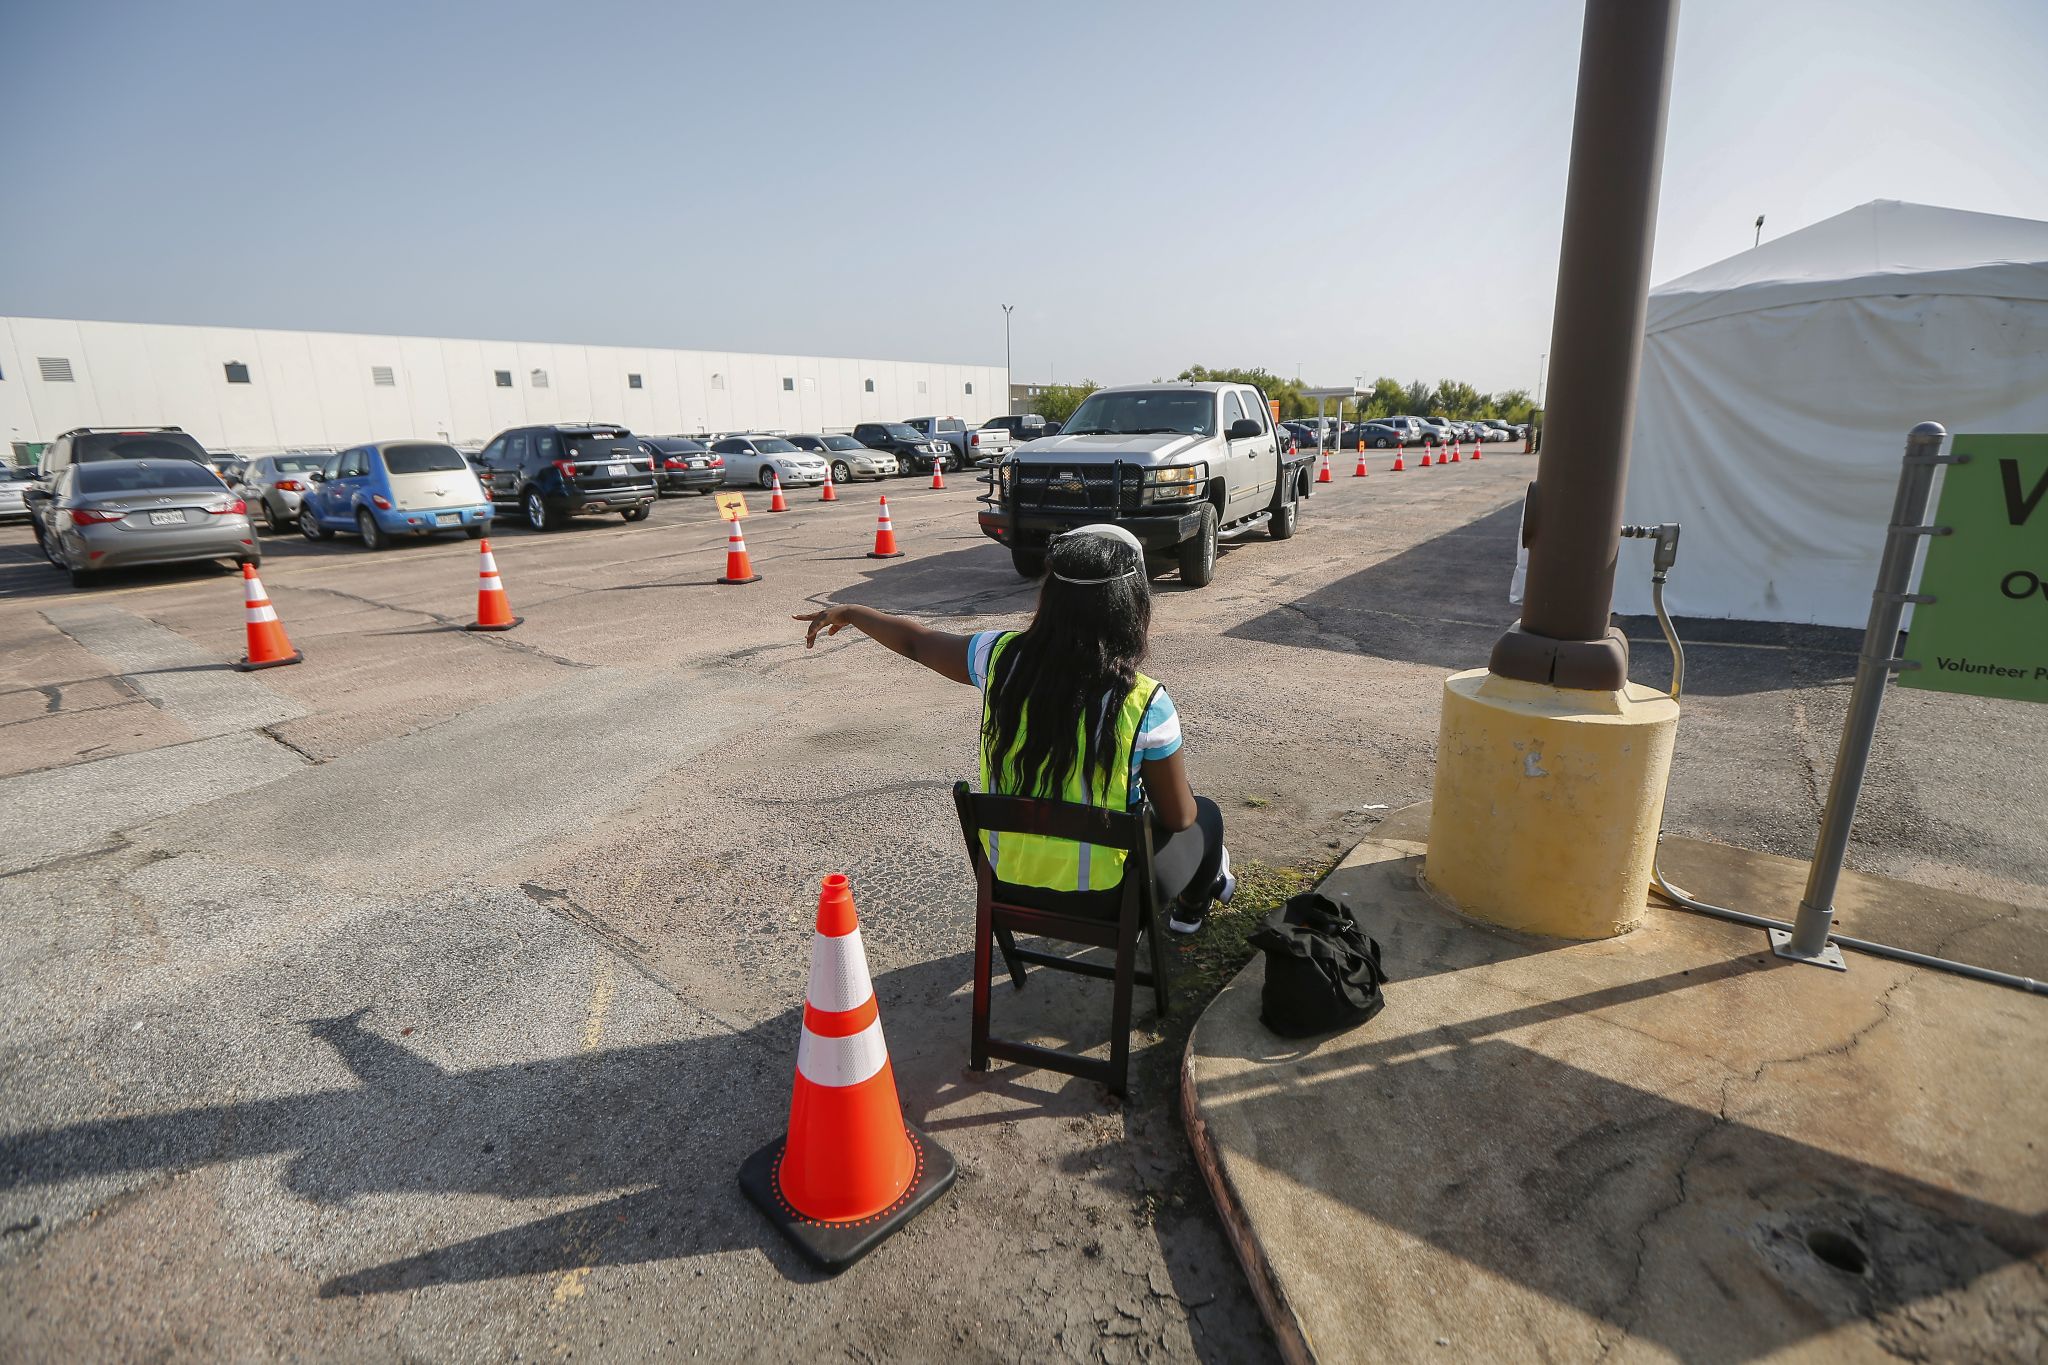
left=952, top=780, right=1172, bottom=1097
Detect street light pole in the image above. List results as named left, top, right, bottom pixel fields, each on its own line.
left=1001, top=304, right=1014, bottom=414
left=1489, top=0, right=1680, bottom=691
left=1754, top=214, right=1765, bottom=248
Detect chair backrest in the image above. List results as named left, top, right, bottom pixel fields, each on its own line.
left=953, top=781, right=1144, bottom=857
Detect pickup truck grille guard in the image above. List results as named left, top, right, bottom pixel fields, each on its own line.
left=1005, top=460, right=1143, bottom=516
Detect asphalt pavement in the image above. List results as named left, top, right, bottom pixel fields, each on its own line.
left=1, top=448, right=2042, bottom=1361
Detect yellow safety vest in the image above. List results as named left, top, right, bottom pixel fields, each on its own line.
left=978, top=632, right=1161, bottom=892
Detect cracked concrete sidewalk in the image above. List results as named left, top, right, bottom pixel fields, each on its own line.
left=1181, top=805, right=2048, bottom=1363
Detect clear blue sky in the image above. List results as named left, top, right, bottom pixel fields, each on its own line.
left=3, top=0, right=2044, bottom=398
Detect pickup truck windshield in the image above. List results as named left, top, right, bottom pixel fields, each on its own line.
left=1062, top=391, right=1216, bottom=438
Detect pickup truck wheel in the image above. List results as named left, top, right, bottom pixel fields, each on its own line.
left=1178, top=505, right=1218, bottom=587
left=1011, top=546, right=1046, bottom=579
left=1269, top=494, right=1299, bottom=540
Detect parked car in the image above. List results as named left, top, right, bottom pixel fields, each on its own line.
left=710, top=434, right=830, bottom=489
left=981, top=415, right=1062, bottom=444
left=1482, top=420, right=1516, bottom=442
left=208, top=453, right=247, bottom=486
left=1377, top=415, right=1437, bottom=446
left=242, top=452, right=333, bottom=534
left=786, top=434, right=897, bottom=484
left=27, top=426, right=219, bottom=556
left=1278, top=420, right=1318, bottom=450
left=299, top=440, right=495, bottom=549
left=850, top=422, right=952, bottom=475
left=1347, top=422, right=1405, bottom=449
left=643, top=437, right=725, bottom=495
left=0, top=466, right=36, bottom=522
left=902, top=416, right=1017, bottom=467
left=979, top=381, right=1316, bottom=587
left=30, top=458, right=257, bottom=587
left=476, top=423, right=656, bottom=531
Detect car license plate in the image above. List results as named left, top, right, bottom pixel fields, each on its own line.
left=607, top=464, right=625, bottom=477
left=148, top=510, right=182, bottom=525
left=435, top=512, right=459, bottom=526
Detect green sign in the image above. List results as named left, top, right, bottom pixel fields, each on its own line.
left=1899, top=433, right=2048, bottom=705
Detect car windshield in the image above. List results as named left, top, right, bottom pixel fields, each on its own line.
left=881, top=424, right=921, bottom=441
left=822, top=435, right=862, bottom=450
left=755, top=439, right=800, bottom=454
left=73, top=432, right=211, bottom=464
left=272, top=455, right=326, bottom=473
left=75, top=460, right=222, bottom=494
left=653, top=439, right=707, bottom=454
left=382, top=443, right=468, bottom=475
left=1062, top=391, right=1216, bottom=437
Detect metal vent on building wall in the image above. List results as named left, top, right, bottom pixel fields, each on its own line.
left=628, top=373, right=643, bottom=389
left=965, top=382, right=974, bottom=395
left=371, top=366, right=396, bottom=387
left=494, top=370, right=513, bottom=387
left=711, top=373, right=725, bottom=390
left=864, top=379, right=874, bottom=393
left=782, top=377, right=794, bottom=391
left=39, top=357, right=75, bottom=383
left=531, top=369, right=549, bottom=388
left=224, top=362, right=251, bottom=384
left=918, top=380, right=928, bottom=394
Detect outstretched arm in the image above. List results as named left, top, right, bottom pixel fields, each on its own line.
left=795, top=605, right=973, bottom=685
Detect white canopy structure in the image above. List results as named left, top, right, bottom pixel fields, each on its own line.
left=1616, top=200, right=2048, bottom=627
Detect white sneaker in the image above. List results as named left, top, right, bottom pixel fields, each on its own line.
left=1215, top=846, right=1235, bottom=906
left=1167, top=847, right=1234, bottom=935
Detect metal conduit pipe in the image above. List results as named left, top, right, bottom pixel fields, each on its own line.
left=1621, top=524, right=2046, bottom=998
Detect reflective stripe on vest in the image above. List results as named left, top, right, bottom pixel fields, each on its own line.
left=977, top=632, right=1159, bottom=892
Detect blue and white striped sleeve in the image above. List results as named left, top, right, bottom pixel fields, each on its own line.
left=1134, top=686, right=1182, bottom=763
left=966, top=630, right=1003, bottom=690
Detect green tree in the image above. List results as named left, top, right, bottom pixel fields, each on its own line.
left=1433, top=379, right=1483, bottom=417
left=1031, top=382, right=1100, bottom=424
left=1360, top=377, right=1407, bottom=419
left=1402, top=380, right=1434, bottom=415
left=1178, top=365, right=1307, bottom=418
left=1490, top=388, right=1535, bottom=423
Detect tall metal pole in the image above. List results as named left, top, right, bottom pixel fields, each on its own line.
left=1489, top=0, right=1680, bottom=691
left=1776, top=421, right=1952, bottom=967
left=1001, top=304, right=1014, bottom=413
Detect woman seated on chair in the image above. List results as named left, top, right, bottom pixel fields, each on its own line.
left=796, top=523, right=1232, bottom=933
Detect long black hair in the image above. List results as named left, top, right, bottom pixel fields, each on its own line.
left=982, top=529, right=1153, bottom=800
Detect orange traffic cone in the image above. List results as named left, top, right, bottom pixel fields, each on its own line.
left=1316, top=450, right=1333, bottom=484
left=1471, top=433, right=1483, bottom=461
left=740, top=874, right=955, bottom=1271
left=930, top=460, right=946, bottom=491
left=1352, top=450, right=1368, bottom=478
left=868, top=496, right=903, bottom=559
left=1392, top=441, right=1406, bottom=472
left=820, top=469, right=838, bottom=502
left=1449, top=438, right=1461, bottom=464
left=463, top=538, right=522, bottom=632
left=1420, top=447, right=1433, bottom=467
left=234, top=563, right=302, bottom=670
left=719, top=519, right=761, bottom=585
left=769, top=473, right=790, bottom=513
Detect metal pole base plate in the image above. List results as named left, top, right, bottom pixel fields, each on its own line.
left=739, top=1123, right=956, bottom=1274
left=1768, top=928, right=1848, bottom=972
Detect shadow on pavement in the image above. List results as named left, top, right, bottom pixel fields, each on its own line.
left=1224, top=504, right=1855, bottom=696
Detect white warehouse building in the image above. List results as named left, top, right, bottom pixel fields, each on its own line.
left=0, top=315, right=1008, bottom=461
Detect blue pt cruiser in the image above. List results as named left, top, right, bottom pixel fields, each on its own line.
left=300, top=440, right=494, bottom=549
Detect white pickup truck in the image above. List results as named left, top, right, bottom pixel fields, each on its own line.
left=903, top=416, right=1016, bottom=467
left=976, top=381, right=1315, bottom=588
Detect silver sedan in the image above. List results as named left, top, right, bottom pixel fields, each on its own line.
left=34, top=458, right=259, bottom=588
left=241, top=452, right=332, bottom=534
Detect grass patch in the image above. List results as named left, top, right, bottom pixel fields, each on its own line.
left=1166, top=856, right=1330, bottom=1002
left=1242, top=796, right=1269, bottom=809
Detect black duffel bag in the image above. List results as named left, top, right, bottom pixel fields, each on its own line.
left=1247, top=892, right=1388, bottom=1038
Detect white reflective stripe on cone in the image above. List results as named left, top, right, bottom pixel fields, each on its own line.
left=244, top=578, right=267, bottom=603
left=795, top=1017, right=888, bottom=1088
left=246, top=604, right=279, bottom=623
left=479, top=552, right=499, bottom=574
left=480, top=573, right=502, bottom=587
left=806, top=927, right=873, bottom=1013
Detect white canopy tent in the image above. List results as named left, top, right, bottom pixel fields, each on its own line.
left=1615, top=200, right=2048, bottom=627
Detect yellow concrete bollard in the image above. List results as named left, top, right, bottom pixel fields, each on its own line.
left=1424, top=668, right=1678, bottom=939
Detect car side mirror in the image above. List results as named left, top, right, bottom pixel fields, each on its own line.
left=1227, top=418, right=1263, bottom=440
left=309, top=470, right=326, bottom=483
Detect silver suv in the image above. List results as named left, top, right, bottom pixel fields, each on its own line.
left=977, top=382, right=1314, bottom=587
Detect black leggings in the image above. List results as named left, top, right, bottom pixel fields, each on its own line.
left=1153, top=795, right=1226, bottom=908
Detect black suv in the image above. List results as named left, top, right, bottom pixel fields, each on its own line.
left=477, top=423, right=657, bottom=531
left=28, top=426, right=214, bottom=552
left=851, top=422, right=951, bottom=475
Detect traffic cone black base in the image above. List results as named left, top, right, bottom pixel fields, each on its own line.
left=462, top=617, right=523, bottom=633
left=234, top=649, right=303, bottom=672
left=719, top=572, right=762, bottom=585
left=740, top=1123, right=957, bottom=1273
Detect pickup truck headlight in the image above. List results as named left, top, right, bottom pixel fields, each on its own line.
left=1141, top=462, right=1207, bottom=503
left=997, top=460, right=1015, bottom=496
